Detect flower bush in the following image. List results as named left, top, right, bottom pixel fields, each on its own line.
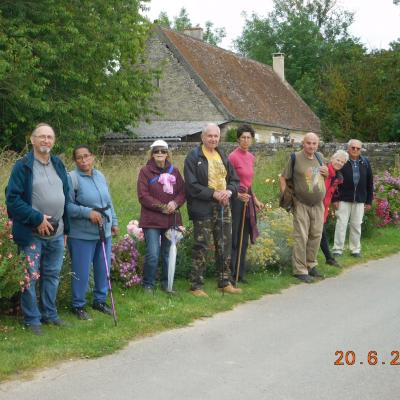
left=111, top=220, right=143, bottom=288
left=374, top=170, right=400, bottom=226
left=247, top=207, right=293, bottom=273
left=0, top=205, right=31, bottom=312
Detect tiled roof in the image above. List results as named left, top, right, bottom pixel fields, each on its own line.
left=157, top=27, right=320, bottom=133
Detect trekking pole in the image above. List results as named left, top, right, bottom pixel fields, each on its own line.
left=220, top=204, right=225, bottom=296
left=235, top=201, right=248, bottom=287
left=98, top=222, right=118, bottom=326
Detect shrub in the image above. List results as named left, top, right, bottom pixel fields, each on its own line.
left=0, top=205, right=31, bottom=313
left=374, top=170, right=400, bottom=226
left=111, top=235, right=142, bottom=288
left=247, top=207, right=293, bottom=273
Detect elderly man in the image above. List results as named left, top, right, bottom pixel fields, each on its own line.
left=184, top=123, right=241, bottom=296
left=332, top=139, right=373, bottom=257
left=6, top=123, right=69, bottom=335
left=280, top=132, right=328, bottom=283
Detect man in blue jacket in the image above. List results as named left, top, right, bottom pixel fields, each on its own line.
left=6, top=123, right=69, bottom=335
left=332, top=139, right=373, bottom=258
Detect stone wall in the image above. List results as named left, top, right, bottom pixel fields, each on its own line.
left=146, top=35, right=225, bottom=122
left=102, top=140, right=400, bottom=171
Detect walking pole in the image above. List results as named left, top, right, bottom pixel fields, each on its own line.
left=98, top=222, right=118, bottom=326
left=220, top=204, right=225, bottom=296
left=235, top=201, right=248, bottom=287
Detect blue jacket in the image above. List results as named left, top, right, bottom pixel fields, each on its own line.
left=6, top=151, right=70, bottom=246
left=67, top=167, right=118, bottom=240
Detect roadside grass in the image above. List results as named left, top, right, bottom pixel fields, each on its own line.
left=0, top=226, right=399, bottom=381
left=0, top=152, right=399, bottom=381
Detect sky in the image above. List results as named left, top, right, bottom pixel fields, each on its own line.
left=144, top=0, right=400, bottom=51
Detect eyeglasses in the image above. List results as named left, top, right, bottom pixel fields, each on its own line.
left=34, top=134, right=54, bottom=141
left=351, top=147, right=361, bottom=151
left=152, top=149, right=167, bottom=154
left=75, top=154, right=92, bottom=161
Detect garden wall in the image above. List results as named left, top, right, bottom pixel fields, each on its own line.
left=102, top=141, right=400, bottom=171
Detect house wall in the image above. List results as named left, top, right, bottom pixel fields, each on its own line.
left=146, top=35, right=226, bottom=122
left=221, top=122, right=308, bottom=143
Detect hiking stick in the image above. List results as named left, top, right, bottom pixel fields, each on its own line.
left=235, top=201, right=248, bottom=287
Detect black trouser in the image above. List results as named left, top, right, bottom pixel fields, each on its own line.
left=230, top=197, right=250, bottom=280
left=320, top=223, right=333, bottom=261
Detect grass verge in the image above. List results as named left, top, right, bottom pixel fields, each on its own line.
left=1, top=226, right=399, bottom=382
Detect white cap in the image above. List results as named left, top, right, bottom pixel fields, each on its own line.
left=150, top=139, right=168, bottom=149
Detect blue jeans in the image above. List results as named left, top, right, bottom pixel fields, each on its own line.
left=21, top=234, right=65, bottom=326
left=143, top=228, right=171, bottom=289
left=68, top=237, right=111, bottom=308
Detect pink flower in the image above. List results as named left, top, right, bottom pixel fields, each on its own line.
left=30, top=244, right=36, bottom=250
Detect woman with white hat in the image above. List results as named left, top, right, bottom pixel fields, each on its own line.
left=137, top=140, right=185, bottom=293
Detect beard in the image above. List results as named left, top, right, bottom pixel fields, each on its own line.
left=38, top=146, right=51, bottom=154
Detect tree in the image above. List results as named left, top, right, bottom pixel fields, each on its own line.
left=0, top=0, right=158, bottom=151
left=156, top=8, right=226, bottom=46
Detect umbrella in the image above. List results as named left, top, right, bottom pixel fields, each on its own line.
left=165, top=219, right=184, bottom=293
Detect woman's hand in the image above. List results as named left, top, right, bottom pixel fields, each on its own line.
left=111, top=226, right=119, bottom=236
left=89, top=210, right=103, bottom=225
left=254, top=198, right=265, bottom=211
left=166, top=201, right=177, bottom=214
left=238, top=192, right=251, bottom=203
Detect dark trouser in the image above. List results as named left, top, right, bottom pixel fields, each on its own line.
left=320, top=224, right=333, bottom=261
left=190, top=204, right=232, bottom=290
left=230, top=197, right=250, bottom=280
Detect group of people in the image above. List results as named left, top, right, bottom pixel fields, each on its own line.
left=280, top=133, right=373, bottom=283
left=5, top=122, right=373, bottom=335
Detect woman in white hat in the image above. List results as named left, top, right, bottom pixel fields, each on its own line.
left=137, top=140, right=185, bottom=293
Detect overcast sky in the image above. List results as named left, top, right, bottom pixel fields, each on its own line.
left=144, top=0, right=400, bottom=51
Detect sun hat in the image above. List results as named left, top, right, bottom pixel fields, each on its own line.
left=150, top=139, right=168, bottom=149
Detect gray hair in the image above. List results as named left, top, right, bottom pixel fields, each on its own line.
left=201, top=123, right=220, bottom=135
left=31, top=123, right=55, bottom=137
left=331, top=149, right=349, bottom=162
left=347, top=139, right=362, bottom=148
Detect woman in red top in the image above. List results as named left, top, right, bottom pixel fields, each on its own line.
left=137, top=140, right=185, bottom=293
left=228, top=124, right=264, bottom=284
left=320, top=150, right=348, bottom=267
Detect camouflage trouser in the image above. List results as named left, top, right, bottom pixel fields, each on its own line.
left=190, top=204, right=232, bottom=290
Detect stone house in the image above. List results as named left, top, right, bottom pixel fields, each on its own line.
left=132, top=26, right=321, bottom=143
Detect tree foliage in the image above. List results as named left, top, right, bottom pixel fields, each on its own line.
left=0, top=0, right=158, bottom=151
left=235, top=0, right=400, bottom=142
left=157, top=7, right=226, bottom=46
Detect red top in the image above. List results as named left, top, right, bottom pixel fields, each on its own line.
left=323, top=162, right=343, bottom=223
left=137, top=159, right=185, bottom=229
left=228, top=147, right=255, bottom=190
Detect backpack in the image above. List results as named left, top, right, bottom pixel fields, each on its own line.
left=279, top=152, right=324, bottom=212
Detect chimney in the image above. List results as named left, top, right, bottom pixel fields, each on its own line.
left=182, top=27, right=203, bottom=41
left=273, top=53, right=285, bottom=81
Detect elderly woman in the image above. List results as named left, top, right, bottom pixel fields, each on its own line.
left=67, top=145, right=119, bottom=320
left=320, top=149, right=349, bottom=267
left=228, top=124, right=264, bottom=284
left=137, top=140, right=185, bottom=293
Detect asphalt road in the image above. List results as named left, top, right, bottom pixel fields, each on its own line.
left=1, top=254, right=400, bottom=400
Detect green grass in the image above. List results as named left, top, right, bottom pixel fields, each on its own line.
left=0, top=152, right=399, bottom=381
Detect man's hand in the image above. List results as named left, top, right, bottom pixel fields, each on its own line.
left=333, top=202, right=340, bottom=210
left=37, top=215, right=54, bottom=236
left=319, top=165, right=329, bottom=177
left=111, top=226, right=119, bottom=236
left=89, top=210, right=103, bottom=225
left=364, top=204, right=372, bottom=211
left=213, top=190, right=231, bottom=205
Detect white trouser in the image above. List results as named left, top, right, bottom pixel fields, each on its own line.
left=333, top=201, right=365, bottom=254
